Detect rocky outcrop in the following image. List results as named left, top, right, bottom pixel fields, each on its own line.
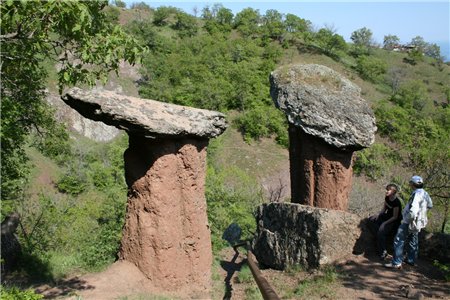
left=62, top=88, right=227, bottom=297
left=47, top=93, right=120, bottom=142
left=252, top=203, right=361, bottom=270
left=270, top=64, right=376, bottom=210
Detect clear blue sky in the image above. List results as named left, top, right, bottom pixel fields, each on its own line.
left=123, top=1, right=450, bottom=59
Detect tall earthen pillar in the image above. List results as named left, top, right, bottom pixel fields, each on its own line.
left=289, top=124, right=353, bottom=210
left=62, top=88, right=227, bottom=298
left=270, top=64, right=376, bottom=211
left=119, top=135, right=211, bottom=295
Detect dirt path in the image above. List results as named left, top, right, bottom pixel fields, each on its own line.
left=216, top=248, right=449, bottom=300
left=34, top=248, right=449, bottom=300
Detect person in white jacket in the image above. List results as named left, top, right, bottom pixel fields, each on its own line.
left=384, top=175, right=433, bottom=269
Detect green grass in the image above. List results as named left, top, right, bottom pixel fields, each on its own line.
left=235, top=264, right=254, bottom=284
left=292, top=266, right=340, bottom=299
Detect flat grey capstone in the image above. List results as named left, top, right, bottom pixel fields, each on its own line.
left=270, top=64, right=376, bottom=150
left=62, top=87, right=228, bottom=139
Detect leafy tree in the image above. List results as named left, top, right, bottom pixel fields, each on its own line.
left=410, top=35, right=428, bottom=53
left=391, top=80, right=429, bottom=111
left=405, top=48, right=424, bottom=65
left=113, top=0, right=126, bottom=8
left=233, top=8, right=261, bottom=37
left=261, top=9, right=284, bottom=42
left=172, top=12, right=198, bottom=38
left=350, top=27, right=374, bottom=56
left=424, top=43, right=442, bottom=61
left=314, top=28, right=347, bottom=58
left=383, top=34, right=400, bottom=50
left=1, top=1, right=143, bottom=210
left=202, top=5, right=233, bottom=34
left=130, top=2, right=151, bottom=11
left=284, top=13, right=311, bottom=33
left=153, top=6, right=180, bottom=26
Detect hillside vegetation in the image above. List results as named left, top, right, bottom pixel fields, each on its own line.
left=1, top=2, right=449, bottom=297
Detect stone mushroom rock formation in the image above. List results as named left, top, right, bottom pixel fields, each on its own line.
left=270, top=64, right=376, bottom=210
left=62, top=87, right=227, bottom=298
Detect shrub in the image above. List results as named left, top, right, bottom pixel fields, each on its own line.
left=355, top=55, right=387, bottom=82
left=0, top=286, right=43, bottom=300
left=353, top=143, right=398, bottom=180
left=206, top=165, right=262, bottom=252
left=234, top=105, right=288, bottom=147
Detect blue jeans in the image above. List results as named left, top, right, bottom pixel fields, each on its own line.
left=392, top=222, right=418, bottom=265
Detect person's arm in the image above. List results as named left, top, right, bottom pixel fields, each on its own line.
left=382, top=206, right=400, bottom=225
left=409, top=192, right=421, bottom=221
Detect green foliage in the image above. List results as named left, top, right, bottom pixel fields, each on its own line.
left=355, top=55, right=387, bottom=82
left=0, top=0, right=143, bottom=206
left=234, top=105, right=288, bottom=147
left=0, top=287, right=43, bottom=300
left=353, top=143, right=398, bottom=180
left=206, top=165, right=262, bottom=252
left=383, top=34, right=400, bottom=50
left=153, top=6, right=180, bottom=26
left=314, top=28, right=347, bottom=58
left=56, top=170, right=88, bottom=195
left=235, top=264, right=254, bottom=283
left=79, top=188, right=126, bottom=270
left=433, top=260, right=450, bottom=281
left=233, top=8, right=261, bottom=37
left=350, top=27, right=374, bottom=56
left=172, top=12, right=198, bottom=38
left=294, top=265, right=339, bottom=298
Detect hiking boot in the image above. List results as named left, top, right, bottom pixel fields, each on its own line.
left=384, top=263, right=402, bottom=269
left=380, top=251, right=388, bottom=260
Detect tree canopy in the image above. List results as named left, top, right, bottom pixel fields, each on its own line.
left=0, top=0, right=144, bottom=209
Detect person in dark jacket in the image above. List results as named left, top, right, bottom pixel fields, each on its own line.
left=368, top=183, right=402, bottom=260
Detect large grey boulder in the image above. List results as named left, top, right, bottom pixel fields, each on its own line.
left=62, top=87, right=227, bottom=139
left=270, top=64, right=376, bottom=151
left=252, top=203, right=361, bottom=270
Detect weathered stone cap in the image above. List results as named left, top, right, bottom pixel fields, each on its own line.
left=62, top=87, right=228, bottom=139
left=270, top=64, right=376, bottom=150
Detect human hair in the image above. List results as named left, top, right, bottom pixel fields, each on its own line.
left=386, top=183, right=398, bottom=193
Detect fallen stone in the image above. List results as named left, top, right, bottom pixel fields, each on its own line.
left=252, top=203, right=361, bottom=270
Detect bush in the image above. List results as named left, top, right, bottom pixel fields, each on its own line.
left=234, top=105, right=288, bottom=147
left=0, top=286, right=43, bottom=300
left=353, top=143, right=398, bottom=180
left=206, top=165, right=262, bottom=252
left=355, top=55, right=387, bottom=82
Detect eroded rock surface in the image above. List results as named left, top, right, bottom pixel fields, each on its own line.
left=252, top=203, right=361, bottom=270
left=270, top=64, right=376, bottom=151
left=270, top=64, right=376, bottom=209
left=62, top=87, right=227, bottom=139
left=119, top=135, right=212, bottom=296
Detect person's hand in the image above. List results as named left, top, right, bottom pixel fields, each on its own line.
left=379, top=222, right=387, bottom=232
left=369, top=215, right=377, bottom=221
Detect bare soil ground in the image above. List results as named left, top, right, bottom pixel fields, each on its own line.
left=29, top=247, right=449, bottom=300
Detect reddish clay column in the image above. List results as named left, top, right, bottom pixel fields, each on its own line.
left=119, top=134, right=212, bottom=297
left=289, top=124, right=353, bottom=210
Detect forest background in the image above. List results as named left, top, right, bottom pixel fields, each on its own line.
left=1, top=1, right=449, bottom=298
